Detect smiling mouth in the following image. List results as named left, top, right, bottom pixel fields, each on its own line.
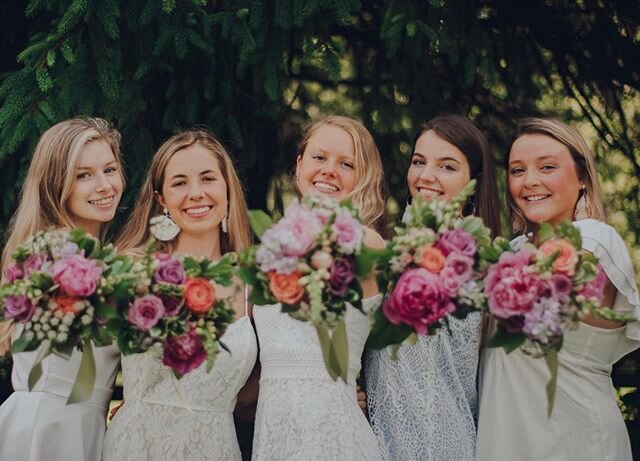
left=88, top=196, right=114, bottom=206
left=523, top=194, right=550, bottom=202
left=313, top=181, right=339, bottom=193
left=417, top=187, right=443, bottom=198
left=184, top=206, right=212, bottom=216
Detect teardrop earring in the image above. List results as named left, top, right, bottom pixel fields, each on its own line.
left=573, top=185, right=591, bottom=220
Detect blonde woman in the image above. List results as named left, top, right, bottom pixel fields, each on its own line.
left=476, top=118, right=640, bottom=461
left=251, top=116, right=386, bottom=460
left=103, top=129, right=257, bottom=461
left=0, top=118, right=125, bottom=460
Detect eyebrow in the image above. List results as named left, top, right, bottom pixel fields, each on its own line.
left=168, top=169, right=217, bottom=180
left=412, top=152, right=461, bottom=164
left=508, top=154, right=560, bottom=165
left=76, top=160, right=117, bottom=170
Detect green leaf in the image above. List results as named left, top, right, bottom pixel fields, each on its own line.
left=248, top=210, right=273, bottom=239
left=544, top=350, right=559, bottom=418
left=67, top=342, right=97, bottom=404
left=365, top=307, right=413, bottom=350
left=315, top=324, right=339, bottom=381
left=538, top=223, right=555, bottom=243
left=328, top=319, right=349, bottom=383
left=11, top=330, right=31, bottom=353
left=95, top=301, right=117, bottom=320
left=355, top=247, right=389, bottom=278
left=486, top=325, right=526, bottom=353
left=28, top=342, right=52, bottom=390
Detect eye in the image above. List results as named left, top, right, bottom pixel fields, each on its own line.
left=76, top=172, right=91, bottom=180
left=203, top=175, right=217, bottom=182
left=440, top=163, right=457, bottom=172
left=105, top=166, right=118, bottom=175
left=411, top=157, right=425, bottom=166
left=509, top=166, right=525, bottom=176
left=541, top=164, right=557, bottom=171
left=312, top=154, right=325, bottom=161
left=341, top=161, right=354, bottom=170
left=171, top=180, right=186, bottom=187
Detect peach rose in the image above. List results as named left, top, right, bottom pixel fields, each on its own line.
left=269, top=271, right=304, bottom=305
left=54, top=295, right=84, bottom=315
left=539, top=239, right=579, bottom=276
left=418, top=246, right=446, bottom=274
left=184, top=278, right=216, bottom=314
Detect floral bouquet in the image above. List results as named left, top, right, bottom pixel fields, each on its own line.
left=367, top=180, right=508, bottom=353
left=238, top=195, right=382, bottom=382
left=103, top=244, right=236, bottom=378
left=485, top=221, right=634, bottom=415
left=0, top=228, right=137, bottom=403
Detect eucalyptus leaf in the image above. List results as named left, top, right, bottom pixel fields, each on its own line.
left=248, top=210, right=273, bottom=239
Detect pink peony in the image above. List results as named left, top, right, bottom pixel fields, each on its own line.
left=278, top=204, right=322, bottom=257
left=162, top=327, right=207, bottom=375
left=486, top=270, right=542, bottom=319
left=332, top=211, right=364, bottom=254
left=384, top=268, right=455, bottom=335
left=439, top=266, right=463, bottom=297
left=51, top=254, right=103, bottom=297
left=4, top=264, right=24, bottom=282
left=128, top=295, right=165, bottom=330
left=484, top=249, right=535, bottom=294
left=436, top=229, right=476, bottom=258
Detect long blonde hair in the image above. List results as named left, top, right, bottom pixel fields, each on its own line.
left=1, top=117, right=124, bottom=270
left=116, top=129, right=251, bottom=255
left=507, top=117, right=605, bottom=233
left=297, top=115, right=387, bottom=234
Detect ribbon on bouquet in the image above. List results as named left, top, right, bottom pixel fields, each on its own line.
left=315, top=319, right=349, bottom=383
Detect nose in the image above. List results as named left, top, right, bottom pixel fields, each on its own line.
left=522, top=169, right=541, bottom=187
left=188, top=183, right=205, bottom=200
left=320, top=161, right=337, bottom=177
left=95, top=173, right=113, bottom=193
left=417, top=164, right=437, bottom=182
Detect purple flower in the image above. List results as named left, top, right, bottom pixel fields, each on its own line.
left=51, top=254, right=103, bottom=297
left=523, top=298, right=563, bottom=344
left=332, top=211, right=364, bottom=254
left=4, top=264, right=24, bottom=282
left=23, top=253, right=49, bottom=275
left=159, top=294, right=182, bottom=316
left=162, top=327, right=207, bottom=375
left=328, top=258, right=356, bottom=297
left=154, top=257, right=185, bottom=285
left=128, top=295, right=165, bottom=330
left=444, top=253, right=474, bottom=282
left=436, top=229, right=476, bottom=258
left=4, top=296, right=35, bottom=321
left=550, top=273, right=573, bottom=301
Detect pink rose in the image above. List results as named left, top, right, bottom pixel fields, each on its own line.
left=51, top=254, right=103, bottom=297
left=439, top=266, right=463, bottom=297
left=4, top=264, right=24, bottom=282
left=580, top=265, right=607, bottom=302
left=332, top=211, right=364, bottom=254
left=128, top=295, right=165, bottom=330
left=384, top=268, right=455, bottom=335
left=549, top=273, right=573, bottom=301
left=4, top=295, right=35, bottom=321
left=436, top=229, right=476, bottom=258
left=23, top=253, right=49, bottom=275
left=444, top=253, right=474, bottom=282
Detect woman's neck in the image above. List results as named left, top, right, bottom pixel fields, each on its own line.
left=174, top=231, right=222, bottom=260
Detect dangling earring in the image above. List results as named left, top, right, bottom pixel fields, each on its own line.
left=221, top=215, right=228, bottom=234
left=573, top=185, right=591, bottom=220
left=150, top=207, right=180, bottom=241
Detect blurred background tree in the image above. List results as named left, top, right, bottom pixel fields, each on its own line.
left=0, top=0, right=638, bottom=456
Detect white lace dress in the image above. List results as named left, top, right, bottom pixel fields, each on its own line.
left=476, top=220, right=640, bottom=461
left=0, top=328, right=119, bottom=461
left=364, top=311, right=481, bottom=461
left=102, top=316, right=257, bottom=461
left=252, top=297, right=383, bottom=461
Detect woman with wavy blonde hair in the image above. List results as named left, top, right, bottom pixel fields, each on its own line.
left=104, top=128, right=257, bottom=461
left=0, top=117, right=125, bottom=460
left=476, top=118, right=639, bottom=461
left=251, top=115, right=386, bottom=460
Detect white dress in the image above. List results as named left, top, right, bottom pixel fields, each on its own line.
left=476, top=219, right=640, bottom=461
left=364, top=312, right=481, bottom=461
left=102, top=315, right=257, bottom=461
left=252, top=297, right=383, bottom=461
left=0, top=326, right=119, bottom=461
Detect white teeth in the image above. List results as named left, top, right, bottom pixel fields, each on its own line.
left=185, top=206, right=211, bottom=215
left=314, top=182, right=338, bottom=192
left=418, top=188, right=442, bottom=197
left=525, top=195, right=549, bottom=202
left=89, top=197, right=113, bottom=205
